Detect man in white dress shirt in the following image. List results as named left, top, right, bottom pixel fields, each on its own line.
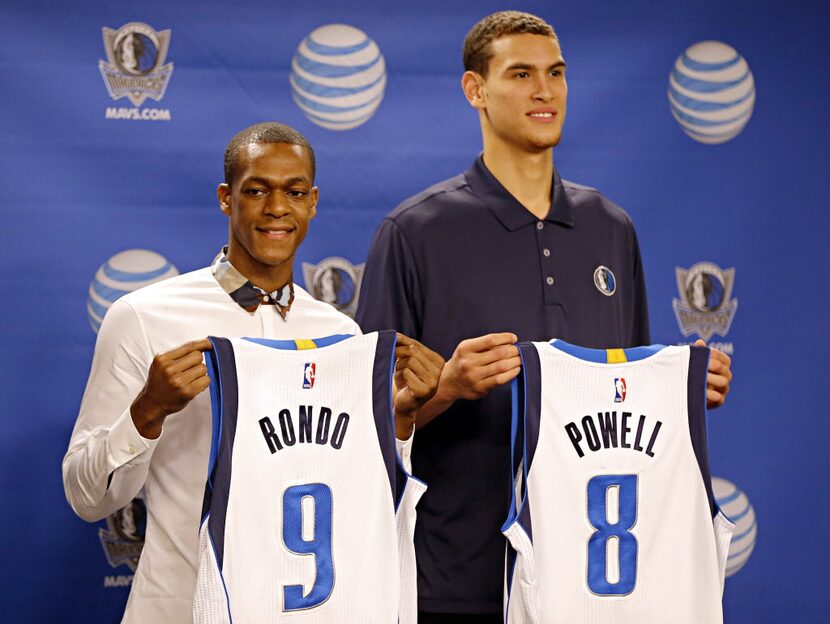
left=63, top=122, right=443, bottom=623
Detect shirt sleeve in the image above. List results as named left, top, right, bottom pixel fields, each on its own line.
left=395, top=428, right=414, bottom=474
left=629, top=220, right=651, bottom=347
left=356, top=217, right=423, bottom=338
left=62, top=298, right=160, bottom=522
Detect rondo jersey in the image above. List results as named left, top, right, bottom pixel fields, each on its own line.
left=194, top=331, right=426, bottom=624
left=502, top=341, right=734, bottom=624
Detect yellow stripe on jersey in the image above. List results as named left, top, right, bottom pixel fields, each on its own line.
left=294, top=339, right=318, bottom=350
left=606, top=348, right=628, bottom=364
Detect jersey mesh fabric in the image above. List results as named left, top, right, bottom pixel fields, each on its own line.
left=503, top=342, right=734, bottom=624
left=193, top=332, right=423, bottom=624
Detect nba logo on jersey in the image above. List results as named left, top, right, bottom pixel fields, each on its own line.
left=303, top=362, right=316, bottom=389
left=614, top=377, right=627, bottom=402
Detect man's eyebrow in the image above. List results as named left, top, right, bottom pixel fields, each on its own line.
left=243, top=175, right=310, bottom=186
left=504, top=61, right=567, bottom=72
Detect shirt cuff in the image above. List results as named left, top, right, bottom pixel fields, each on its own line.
left=395, top=428, right=414, bottom=472
left=107, top=407, right=160, bottom=472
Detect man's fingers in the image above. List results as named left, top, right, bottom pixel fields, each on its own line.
left=177, top=362, right=209, bottom=386
left=400, top=368, right=431, bottom=401
left=459, top=332, right=517, bottom=354
left=397, top=354, right=431, bottom=381
left=479, top=356, right=522, bottom=381
left=707, top=372, right=730, bottom=391
left=707, top=388, right=726, bottom=408
left=456, top=344, right=519, bottom=371
left=164, top=339, right=213, bottom=360
left=165, top=349, right=207, bottom=375
left=187, top=375, right=212, bottom=397
left=485, top=365, right=522, bottom=388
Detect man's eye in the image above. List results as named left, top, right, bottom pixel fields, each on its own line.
left=287, top=190, right=308, bottom=198
left=551, top=69, right=563, bottom=77
left=515, top=71, right=530, bottom=79
left=244, top=188, right=266, bottom=196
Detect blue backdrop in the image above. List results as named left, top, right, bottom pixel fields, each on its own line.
left=2, top=0, right=828, bottom=621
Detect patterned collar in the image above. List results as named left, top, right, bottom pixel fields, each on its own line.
left=211, top=248, right=294, bottom=319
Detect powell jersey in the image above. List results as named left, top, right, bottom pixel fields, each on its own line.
left=194, top=331, right=425, bottom=624
left=502, top=341, right=733, bottom=624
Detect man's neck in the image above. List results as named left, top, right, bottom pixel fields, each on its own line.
left=226, top=249, right=292, bottom=294
left=482, top=141, right=554, bottom=220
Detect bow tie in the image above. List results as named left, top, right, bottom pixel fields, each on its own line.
left=228, top=281, right=294, bottom=318
left=211, top=248, right=294, bottom=319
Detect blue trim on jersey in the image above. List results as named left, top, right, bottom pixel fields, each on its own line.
left=550, top=339, right=666, bottom=362
left=686, top=346, right=719, bottom=518
left=242, top=334, right=353, bottom=350
left=505, top=376, right=520, bottom=525
left=205, top=337, right=241, bottom=571
left=369, top=330, right=410, bottom=511
left=207, top=524, right=234, bottom=623
left=501, top=343, right=538, bottom=543
left=206, top=338, right=223, bottom=481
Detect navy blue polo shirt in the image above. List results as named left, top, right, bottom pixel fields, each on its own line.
left=356, top=156, right=650, bottom=614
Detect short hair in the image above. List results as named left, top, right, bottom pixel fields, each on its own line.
left=223, top=122, right=316, bottom=185
left=463, top=11, right=558, bottom=77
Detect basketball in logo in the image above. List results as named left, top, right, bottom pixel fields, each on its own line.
left=712, top=476, right=757, bottom=576
left=290, top=24, right=386, bottom=130
left=668, top=41, right=755, bottom=144
left=87, top=249, right=179, bottom=333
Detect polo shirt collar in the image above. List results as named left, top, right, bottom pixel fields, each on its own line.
left=211, top=247, right=294, bottom=317
left=465, top=154, right=575, bottom=231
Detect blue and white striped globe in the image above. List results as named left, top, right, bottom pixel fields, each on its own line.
left=713, top=476, right=757, bottom=577
left=668, top=41, right=755, bottom=144
left=87, top=249, right=178, bottom=333
left=290, top=24, right=386, bottom=131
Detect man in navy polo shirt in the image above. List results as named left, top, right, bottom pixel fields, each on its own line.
left=356, top=11, right=733, bottom=623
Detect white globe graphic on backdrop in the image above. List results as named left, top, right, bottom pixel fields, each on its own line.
left=87, top=249, right=179, bottom=333
left=290, top=24, right=386, bottom=130
left=668, top=41, right=755, bottom=144
left=713, top=476, right=757, bottom=576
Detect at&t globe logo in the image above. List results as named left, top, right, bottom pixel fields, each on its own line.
left=87, top=249, right=179, bottom=333
left=713, top=476, right=757, bottom=577
left=290, top=24, right=386, bottom=131
left=668, top=41, right=755, bottom=144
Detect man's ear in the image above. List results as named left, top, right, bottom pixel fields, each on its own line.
left=217, top=183, right=231, bottom=216
left=461, top=71, right=486, bottom=110
left=309, top=186, right=319, bottom=220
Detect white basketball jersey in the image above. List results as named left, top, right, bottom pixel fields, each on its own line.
left=502, top=341, right=734, bottom=624
left=194, top=331, right=426, bottom=624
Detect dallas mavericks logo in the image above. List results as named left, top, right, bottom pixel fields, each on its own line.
left=614, top=378, right=626, bottom=402
left=672, top=261, right=737, bottom=341
left=668, top=41, right=755, bottom=144
left=302, top=257, right=365, bottom=318
left=712, top=477, right=757, bottom=577
left=98, top=496, right=147, bottom=572
left=99, top=22, right=174, bottom=106
left=593, top=265, right=616, bottom=296
left=303, top=363, right=317, bottom=389
left=290, top=24, right=386, bottom=130
left=87, top=249, right=179, bottom=333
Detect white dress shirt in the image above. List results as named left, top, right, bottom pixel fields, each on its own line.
left=63, top=266, right=413, bottom=623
